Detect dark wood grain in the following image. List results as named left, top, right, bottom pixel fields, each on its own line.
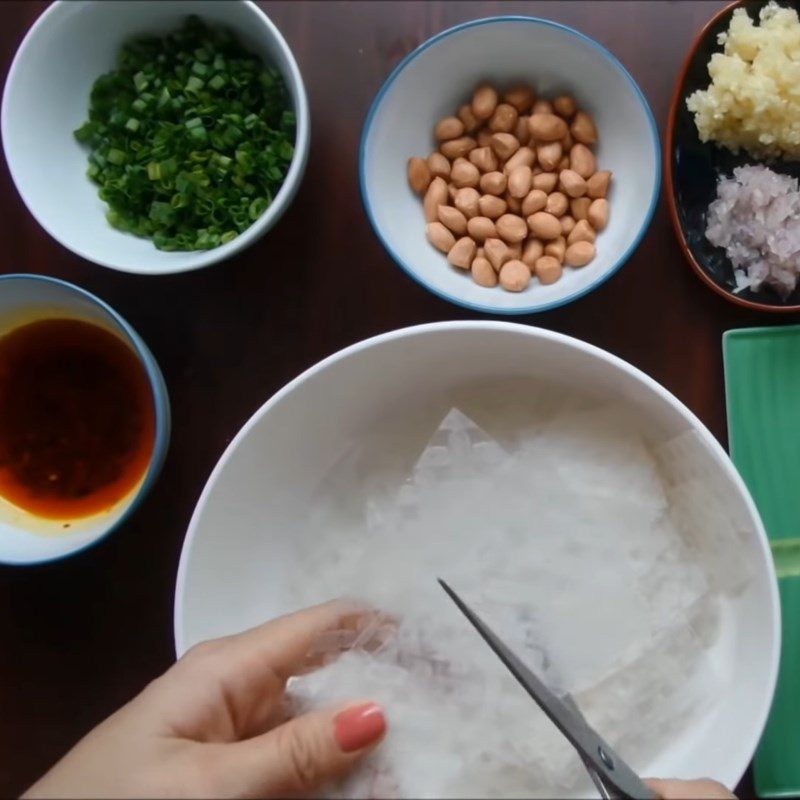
left=0, top=1, right=769, bottom=796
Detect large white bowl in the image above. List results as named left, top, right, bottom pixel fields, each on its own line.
left=175, top=322, right=778, bottom=791
left=1, top=0, right=309, bottom=274
left=360, top=18, right=660, bottom=314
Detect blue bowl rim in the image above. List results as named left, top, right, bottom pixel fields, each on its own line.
left=0, top=273, right=171, bottom=566
left=358, top=15, right=662, bottom=316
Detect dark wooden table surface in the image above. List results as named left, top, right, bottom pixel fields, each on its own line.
left=0, top=0, right=775, bottom=796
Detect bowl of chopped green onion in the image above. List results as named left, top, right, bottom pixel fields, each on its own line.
left=1, top=1, right=309, bottom=273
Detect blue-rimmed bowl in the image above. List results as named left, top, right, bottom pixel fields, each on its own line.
left=0, top=274, right=170, bottom=565
left=359, top=17, right=660, bottom=315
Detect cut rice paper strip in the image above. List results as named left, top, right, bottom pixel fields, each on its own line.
left=286, top=406, right=743, bottom=798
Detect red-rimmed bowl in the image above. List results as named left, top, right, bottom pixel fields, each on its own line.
left=665, top=0, right=800, bottom=313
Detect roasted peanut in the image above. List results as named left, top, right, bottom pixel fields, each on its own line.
left=529, top=113, right=568, bottom=142
left=458, top=103, right=479, bottom=133
left=565, top=240, right=596, bottom=267
left=440, top=136, right=477, bottom=159
left=532, top=171, right=558, bottom=193
left=489, top=103, right=518, bottom=133
left=588, top=198, right=609, bottom=231
left=472, top=85, right=499, bottom=120
left=545, top=191, right=569, bottom=217
left=527, top=211, right=562, bottom=240
left=567, top=219, right=596, bottom=245
left=411, top=85, right=609, bottom=291
left=478, top=194, right=507, bottom=219
left=521, top=237, right=544, bottom=267
left=522, top=189, right=548, bottom=216
left=506, top=195, right=522, bottom=214
left=508, top=166, right=533, bottom=199
left=570, top=144, right=596, bottom=179
left=571, top=111, right=597, bottom=145
left=447, top=236, right=477, bottom=269
left=485, top=238, right=511, bottom=271
left=477, top=129, right=494, bottom=147
left=503, top=146, right=536, bottom=175
left=408, top=157, right=431, bottom=194
left=515, top=115, right=531, bottom=146
left=559, top=169, right=587, bottom=198
left=423, top=176, right=448, bottom=222
left=490, top=132, right=520, bottom=160
left=467, top=215, right=497, bottom=243
left=480, top=170, right=507, bottom=196
left=570, top=196, right=591, bottom=221
left=472, top=256, right=498, bottom=287
left=504, top=85, right=535, bottom=113
left=499, top=259, right=531, bottom=292
left=451, top=158, right=480, bottom=188
left=553, top=95, right=577, bottom=119
left=544, top=235, right=566, bottom=263
left=587, top=170, right=612, bottom=199
left=434, top=116, right=465, bottom=141
left=454, top=187, right=481, bottom=219
left=426, top=221, right=456, bottom=253
left=496, top=213, right=528, bottom=243
left=469, top=146, right=498, bottom=173
left=535, top=255, right=562, bottom=285
left=537, top=141, right=562, bottom=172
left=438, top=205, right=468, bottom=236
left=427, top=152, right=451, bottom=179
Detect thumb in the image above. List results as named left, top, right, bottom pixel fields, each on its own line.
left=217, top=701, right=386, bottom=798
left=643, top=778, right=736, bottom=799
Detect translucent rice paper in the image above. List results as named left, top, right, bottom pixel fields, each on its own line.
left=287, top=407, right=745, bottom=798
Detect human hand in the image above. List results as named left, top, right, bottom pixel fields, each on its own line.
left=24, top=601, right=387, bottom=799
left=645, top=777, right=736, bottom=799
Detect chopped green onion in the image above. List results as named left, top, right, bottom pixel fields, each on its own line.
left=107, top=148, right=127, bottom=165
left=185, top=75, right=204, bottom=93
left=73, top=15, right=295, bottom=251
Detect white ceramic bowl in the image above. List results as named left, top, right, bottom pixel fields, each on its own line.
left=1, top=0, right=309, bottom=274
left=360, top=18, right=660, bottom=314
left=175, top=321, right=778, bottom=791
left=0, top=275, right=170, bottom=565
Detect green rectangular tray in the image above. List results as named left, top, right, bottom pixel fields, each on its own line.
left=724, top=325, right=800, bottom=798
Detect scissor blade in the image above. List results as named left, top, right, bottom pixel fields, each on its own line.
left=437, top=578, right=653, bottom=800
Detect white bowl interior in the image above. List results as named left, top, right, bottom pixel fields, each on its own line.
left=176, top=322, right=777, bottom=791
left=361, top=19, right=659, bottom=313
left=0, top=277, right=163, bottom=564
left=1, top=0, right=308, bottom=274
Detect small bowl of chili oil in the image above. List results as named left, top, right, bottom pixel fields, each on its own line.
left=0, top=274, right=170, bottom=565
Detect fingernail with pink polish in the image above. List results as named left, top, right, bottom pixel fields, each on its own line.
left=334, top=702, right=386, bottom=752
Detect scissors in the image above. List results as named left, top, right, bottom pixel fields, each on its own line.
left=438, top=578, right=655, bottom=800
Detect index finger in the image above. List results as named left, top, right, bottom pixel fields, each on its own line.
left=225, top=599, right=374, bottom=680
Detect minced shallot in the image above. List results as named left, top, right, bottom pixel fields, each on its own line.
left=706, top=164, right=800, bottom=298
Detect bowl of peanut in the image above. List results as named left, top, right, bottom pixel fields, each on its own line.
left=360, top=16, right=660, bottom=314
